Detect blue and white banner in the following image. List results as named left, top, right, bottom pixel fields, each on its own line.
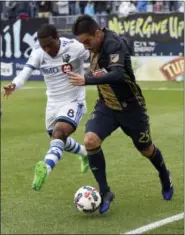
left=1, top=18, right=48, bottom=80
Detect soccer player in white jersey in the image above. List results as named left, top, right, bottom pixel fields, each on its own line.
left=3, top=24, right=90, bottom=191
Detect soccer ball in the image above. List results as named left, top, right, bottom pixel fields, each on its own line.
left=74, top=186, right=101, bottom=213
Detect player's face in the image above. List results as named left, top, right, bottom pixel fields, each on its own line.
left=77, top=30, right=103, bottom=53
left=39, top=36, right=60, bottom=57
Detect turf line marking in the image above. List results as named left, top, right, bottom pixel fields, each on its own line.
left=121, top=212, right=184, bottom=234
left=20, top=87, right=183, bottom=91
left=1, top=87, right=183, bottom=92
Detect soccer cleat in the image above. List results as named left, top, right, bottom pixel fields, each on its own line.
left=32, top=161, right=47, bottom=191
left=99, top=191, right=115, bottom=214
left=79, top=155, right=89, bottom=173
left=159, top=170, right=174, bottom=200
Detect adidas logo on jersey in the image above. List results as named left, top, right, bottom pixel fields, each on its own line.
left=42, top=59, right=46, bottom=65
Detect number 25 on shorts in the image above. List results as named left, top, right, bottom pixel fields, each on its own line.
left=139, top=130, right=150, bottom=143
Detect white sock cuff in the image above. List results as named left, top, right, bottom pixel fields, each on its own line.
left=50, top=139, right=64, bottom=150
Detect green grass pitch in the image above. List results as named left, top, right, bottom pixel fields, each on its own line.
left=1, top=81, right=184, bottom=234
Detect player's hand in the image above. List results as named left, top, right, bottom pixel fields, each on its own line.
left=3, top=83, right=16, bottom=99
left=67, top=72, right=85, bottom=86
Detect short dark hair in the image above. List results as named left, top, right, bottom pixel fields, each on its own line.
left=37, top=24, right=58, bottom=39
left=72, top=15, right=101, bottom=36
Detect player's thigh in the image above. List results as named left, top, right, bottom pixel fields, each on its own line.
left=85, top=110, right=119, bottom=142
left=55, top=101, right=86, bottom=130
left=45, top=104, right=56, bottom=136
left=119, top=107, right=152, bottom=151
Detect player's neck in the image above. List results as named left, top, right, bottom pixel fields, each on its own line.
left=98, top=31, right=104, bottom=52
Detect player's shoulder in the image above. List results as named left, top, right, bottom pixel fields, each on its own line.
left=60, top=37, right=71, bottom=47
left=60, top=37, right=78, bottom=46
left=34, top=41, right=40, bottom=49
left=31, top=42, right=43, bottom=56
left=62, top=36, right=82, bottom=46
left=103, top=28, right=124, bottom=53
left=60, top=37, right=84, bottom=55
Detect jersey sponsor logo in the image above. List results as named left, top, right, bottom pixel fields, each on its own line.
left=41, top=67, right=59, bottom=74
left=110, top=54, right=119, bottom=63
left=61, top=63, right=73, bottom=73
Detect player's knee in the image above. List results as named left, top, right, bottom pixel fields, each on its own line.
left=52, top=122, right=75, bottom=141
left=84, top=132, right=101, bottom=150
left=140, top=144, right=154, bottom=157
left=52, top=128, right=69, bottom=141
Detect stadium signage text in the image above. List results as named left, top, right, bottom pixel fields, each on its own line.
left=108, top=13, right=184, bottom=41
left=1, top=18, right=48, bottom=59
left=160, top=56, right=184, bottom=81
left=1, top=20, right=37, bottom=58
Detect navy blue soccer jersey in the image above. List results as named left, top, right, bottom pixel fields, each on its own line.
left=87, top=28, right=145, bottom=111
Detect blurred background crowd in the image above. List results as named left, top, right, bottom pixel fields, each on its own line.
left=1, top=0, right=184, bottom=20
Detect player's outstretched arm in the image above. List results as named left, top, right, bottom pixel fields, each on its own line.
left=84, top=67, right=125, bottom=85
left=67, top=66, right=125, bottom=86
left=3, top=66, right=33, bottom=99
left=3, top=48, right=41, bottom=98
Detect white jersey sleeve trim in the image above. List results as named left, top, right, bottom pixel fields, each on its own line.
left=25, top=64, right=37, bottom=70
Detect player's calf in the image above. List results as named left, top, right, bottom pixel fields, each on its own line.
left=44, top=122, right=71, bottom=175
left=32, top=138, right=64, bottom=191
left=140, top=144, right=173, bottom=200
left=64, top=137, right=89, bottom=173
left=48, top=125, right=89, bottom=173
left=32, top=122, right=72, bottom=191
left=84, top=132, right=114, bottom=213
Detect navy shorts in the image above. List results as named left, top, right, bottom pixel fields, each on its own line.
left=85, top=101, right=152, bottom=151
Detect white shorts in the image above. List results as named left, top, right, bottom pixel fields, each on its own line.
left=45, top=100, right=87, bottom=134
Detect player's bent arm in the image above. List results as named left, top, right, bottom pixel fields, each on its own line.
left=84, top=39, right=129, bottom=85
left=12, top=66, right=34, bottom=90
left=84, top=66, right=125, bottom=85
left=12, top=48, right=41, bottom=89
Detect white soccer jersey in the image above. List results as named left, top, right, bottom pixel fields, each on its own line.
left=13, top=37, right=89, bottom=103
